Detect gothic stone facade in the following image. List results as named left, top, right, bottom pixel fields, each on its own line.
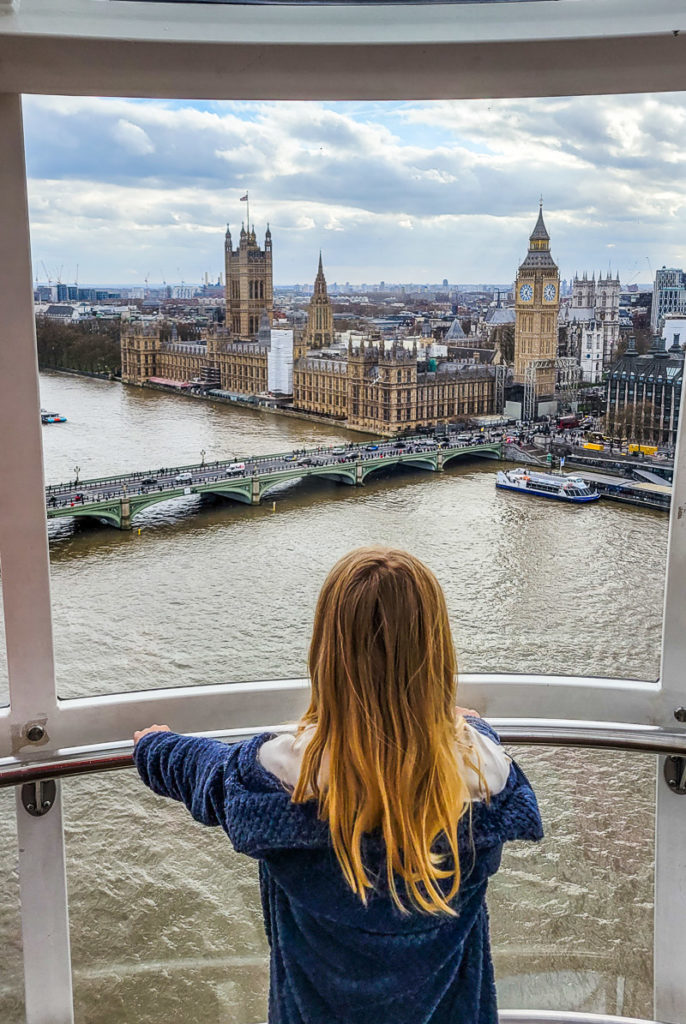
left=123, top=324, right=494, bottom=435
left=224, top=224, right=273, bottom=338
left=122, top=240, right=494, bottom=434
left=514, top=205, right=560, bottom=397
left=571, top=271, right=621, bottom=366
left=121, top=324, right=269, bottom=395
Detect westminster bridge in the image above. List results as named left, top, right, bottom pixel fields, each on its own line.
left=45, top=433, right=503, bottom=530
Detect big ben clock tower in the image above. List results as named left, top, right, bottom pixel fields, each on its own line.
left=514, top=203, right=560, bottom=397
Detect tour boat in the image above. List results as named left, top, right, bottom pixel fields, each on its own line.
left=40, top=408, right=67, bottom=424
left=496, top=467, right=600, bottom=503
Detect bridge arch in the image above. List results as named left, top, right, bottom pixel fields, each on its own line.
left=359, top=455, right=436, bottom=482
left=258, top=464, right=358, bottom=501
left=441, top=444, right=502, bottom=468
left=195, top=482, right=255, bottom=506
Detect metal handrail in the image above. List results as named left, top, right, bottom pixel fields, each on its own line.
left=1, top=720, right=685, bottom=789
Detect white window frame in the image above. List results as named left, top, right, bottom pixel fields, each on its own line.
left=1, top=2, right=686, bottom=1022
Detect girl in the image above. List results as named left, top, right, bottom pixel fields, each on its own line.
left=134, top=546, right=542, bottom=1024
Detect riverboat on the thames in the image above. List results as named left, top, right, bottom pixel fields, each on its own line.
left=496, top=467, right=600, bottom=503
left=40, top=408, right=67, bottom=424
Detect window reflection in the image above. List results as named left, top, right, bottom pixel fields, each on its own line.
left=0, top=556, right=9, bottom=705
left=0, top=791, right=25, bottom=1024
left=64, top=772, right=269, bottom=1024
left=491, top=746, right=654, bottom=1017
left=61, top=744, right=655, bottom=1023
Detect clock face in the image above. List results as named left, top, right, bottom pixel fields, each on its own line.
left=543, top=283, right=557, bottom=302
left=519, top=283, right=533, bottom=302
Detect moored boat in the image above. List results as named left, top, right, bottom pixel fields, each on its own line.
left=496, top=467, right=599, bottom=503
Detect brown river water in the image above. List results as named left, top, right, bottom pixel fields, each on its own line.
left=0, top=372, right=666, bottom=1022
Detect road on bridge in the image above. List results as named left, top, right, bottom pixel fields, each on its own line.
left=45, top=429, right=499, bottom=514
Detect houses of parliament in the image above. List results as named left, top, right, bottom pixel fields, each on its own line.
left=121, top=218, right=496, bottom=434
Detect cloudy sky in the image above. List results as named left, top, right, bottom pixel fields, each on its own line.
left=22, top=93, right=686, bottom=288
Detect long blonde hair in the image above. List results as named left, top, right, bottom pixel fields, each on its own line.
left=292, top=546, right=477, bottom=915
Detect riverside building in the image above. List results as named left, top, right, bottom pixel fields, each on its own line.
left=605, top=334, right=684, bottom=447
left=122, top=233, right=496, bottom=434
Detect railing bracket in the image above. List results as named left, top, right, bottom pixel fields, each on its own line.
left=21, top=779, right=56, bottom=816
left=663, top=756, right=686, bottom=795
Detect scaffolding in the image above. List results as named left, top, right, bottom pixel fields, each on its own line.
left=494, top=363, right=507, bottom=413
left=523, top=357, right=580, bottom=421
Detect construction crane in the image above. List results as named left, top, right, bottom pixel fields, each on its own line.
left=626, top=257, right=653, bottom=287
left=40, top=260, right=51, bottom=286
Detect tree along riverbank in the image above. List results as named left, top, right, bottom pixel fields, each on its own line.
left=36, top=317, right=121, bottom=376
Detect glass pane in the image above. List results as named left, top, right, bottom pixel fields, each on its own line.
left=64, top=771, right=269, bottom=1024
left=64, top=744, right=653, bottom=1023
left=25, top=93, right=674, bottom=694
left=491, top=746, right=655, bottom=1017
left=47, top=448, right=667, bottom=695
left=0, top=555, right=9, bottom=705
left=0, top=790, right=25, bottom=1024
left=134, top=0, right=556, bottom=5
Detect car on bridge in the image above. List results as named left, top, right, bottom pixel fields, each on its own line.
left=141, top=476, right=157, bottom=486
left=365, top=444, right=380, bottom=451
left=175, top=473, right=193, bottom=484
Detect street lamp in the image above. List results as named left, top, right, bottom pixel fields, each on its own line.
left=200, top=449, right=206, bottom=467
left=73, top=465, right=80, bottom=486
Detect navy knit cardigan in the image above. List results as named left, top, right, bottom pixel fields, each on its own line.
left=134, top=719, right=543, bottom=1024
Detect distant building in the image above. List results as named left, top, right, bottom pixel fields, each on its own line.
left=651, top=267, right=686, bottom=332
left=662, top=314, right=686, bottom=352
left=43, top=304, right=79, bottom=322
left=302, top=254, right=334, bottom=350
left=122, top=226, right=495, bottom=434
left=605, top=335, right=683, bottom=446
left=224, top=222, right=273, bottom=337
left=513, top=204, right=560, bottom=397
left=569, top=270, right=620, bottom=367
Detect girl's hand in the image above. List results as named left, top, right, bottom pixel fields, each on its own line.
left=455, top=706, right=480, bottom=718
left=133, top=724, right=171, bottom=746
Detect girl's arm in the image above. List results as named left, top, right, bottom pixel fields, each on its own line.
left=133, top=726, right=240, bottom=829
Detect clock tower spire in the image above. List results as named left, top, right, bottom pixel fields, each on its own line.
left=513, top=202, right=560, bottom=399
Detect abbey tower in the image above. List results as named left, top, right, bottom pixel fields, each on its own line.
left=514, top=204, right=560, bottom=397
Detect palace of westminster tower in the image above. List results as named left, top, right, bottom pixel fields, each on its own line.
left=122, top=211, right=496, bottom=433
left=514, top=204, right=560, bottom=397
left=224, top=222, right=273, bottom=338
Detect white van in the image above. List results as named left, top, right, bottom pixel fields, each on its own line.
left=228, top=462, right=245, bottom=473
left=175, top=472, right=193, bottom=484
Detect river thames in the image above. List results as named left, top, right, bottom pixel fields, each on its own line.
left=0, top=371, right=668, bottom=1022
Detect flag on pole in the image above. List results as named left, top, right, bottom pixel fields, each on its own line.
left=560, top=456, right=565, bottom=467
left=240, top=193, right=248, bottom=201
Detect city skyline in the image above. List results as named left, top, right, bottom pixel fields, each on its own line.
left=23, top=93, right=686, bottom=287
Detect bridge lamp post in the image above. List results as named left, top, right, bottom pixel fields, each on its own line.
left=73, top=465, right=80, bottom=486
left=200, top=449, right=206, bottom=467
